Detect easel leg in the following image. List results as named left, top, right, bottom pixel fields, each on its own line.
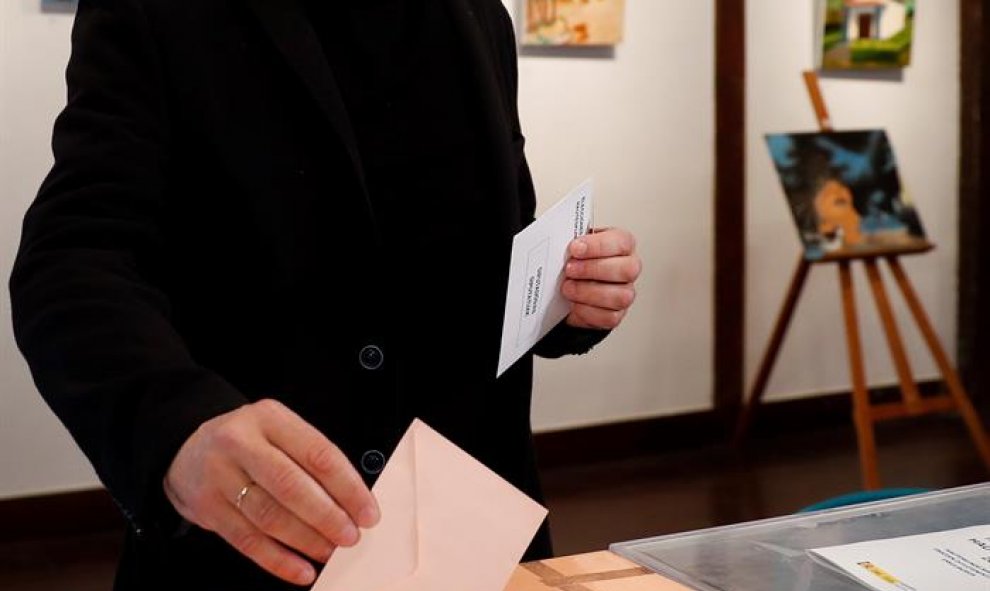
left=886, top=257, right=990, bottom=471
left=839, top=262, right=881, bottom=490
left=863, top=259, right=923, bottom=409
left=734, top=258, right=812, bottom=444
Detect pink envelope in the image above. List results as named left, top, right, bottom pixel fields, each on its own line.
left=313, top=419, right=549, bottom=591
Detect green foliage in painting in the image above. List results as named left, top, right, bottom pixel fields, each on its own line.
left=823, top=29, right=844, bottom=51
left=850, top=23, right=913, bottom=65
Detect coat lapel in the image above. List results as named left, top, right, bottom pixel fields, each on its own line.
left=246, top=0, right=522, bottom=246
left=245, top=0, right=381, bottom=246
left=442, top=0, right=523, bottom=238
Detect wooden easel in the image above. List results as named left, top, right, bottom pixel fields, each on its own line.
left=733, top=71, right=990, bottom=490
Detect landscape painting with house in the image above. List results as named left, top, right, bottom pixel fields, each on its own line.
left=819, top=0, right=915, bottom=70
left=524, top=0, right=625, bottom=46
left=765, top=130, right=927, bottom=260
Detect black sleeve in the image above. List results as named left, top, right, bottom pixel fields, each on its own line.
left=492, top=5, right=609, bottom=358
left=8, top=0, right=247, bottom=539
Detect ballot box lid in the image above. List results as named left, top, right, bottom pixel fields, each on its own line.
left=610, top=482, right=990, bottom=591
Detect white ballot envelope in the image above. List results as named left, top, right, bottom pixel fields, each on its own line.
left=497, top=179, right=594, bottom=377
left=312, top=419, right=548, bottom=591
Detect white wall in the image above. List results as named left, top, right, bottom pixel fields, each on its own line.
left=0, top=0, right=717, bottom=498
left=503, top=1, right=717, bottom=430
left=747, top=1, right=959, bottom=401
left=0, top=0, right=963, bottom=500
left=0, top=1, right=100, bottom=500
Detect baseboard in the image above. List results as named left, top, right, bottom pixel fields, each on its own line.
left=0, top=488, right=123, bottom=544
left=0, top=378, right=967, bottom=543
left=533, top=379, right=945, bottom=468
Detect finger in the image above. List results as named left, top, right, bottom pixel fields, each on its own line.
left=566, top=303, right=628, bottom=330
left=211, top=500, right=317, bottom=586
left=236, top=479, right=336, bottom=564
left=562, top=280, right=636, bottom=311
left=565, top=255, right=642, bottom=283
left=569, top=228, right=636, bottom=260
left=256, top=401, right=379, bottom=529
left=237, top=440, right=362, bottom=548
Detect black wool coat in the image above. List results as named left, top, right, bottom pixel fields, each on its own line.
left=10, top=0, right=607, bottom=588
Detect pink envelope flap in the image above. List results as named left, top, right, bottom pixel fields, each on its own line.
left=313, top=419, right=548, bottom=591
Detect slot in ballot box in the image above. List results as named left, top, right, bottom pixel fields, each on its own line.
left=609, top=482, right=990, bottom=591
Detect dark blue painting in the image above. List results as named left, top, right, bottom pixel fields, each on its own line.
left=765, top=129, right=927, bottom=260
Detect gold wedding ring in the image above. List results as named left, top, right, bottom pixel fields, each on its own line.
left=234, top=482, right=254, bottom=510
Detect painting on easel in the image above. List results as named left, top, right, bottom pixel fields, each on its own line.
left=765, top=129, right=927, bottom=260
left=523, top=0, right=625, bottom=46
left=817, top=0, right=915, bottom=70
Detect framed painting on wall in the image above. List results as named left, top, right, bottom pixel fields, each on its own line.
left=41, top=0, right=77, bottom=13
left=816, top=0, right=916, bottom=70
left=765, top=129, right=927, bottom=260
left=523, top=0, right=626, bottom=46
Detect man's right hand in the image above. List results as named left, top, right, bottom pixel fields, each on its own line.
left=163, top=399, right=380, bottom=586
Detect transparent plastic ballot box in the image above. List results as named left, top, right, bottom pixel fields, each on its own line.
left=610, top=482, right=990, bottom=591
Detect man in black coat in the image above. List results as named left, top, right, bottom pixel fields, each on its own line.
left=9, top=0, right=642, bottom=589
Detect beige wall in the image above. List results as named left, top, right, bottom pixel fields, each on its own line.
left=0, top=2, right=99, bottom=499
left=1, top=0, right=961, bottom=500
left=0, top=0, right=718, bottom=498
left=503, top=1, right=717, bottom=430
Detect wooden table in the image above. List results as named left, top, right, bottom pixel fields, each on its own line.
left=506, top=551, right=690, bottom=591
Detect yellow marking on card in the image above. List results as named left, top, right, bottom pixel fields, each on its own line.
left=858, top=561, right=900, bottom=584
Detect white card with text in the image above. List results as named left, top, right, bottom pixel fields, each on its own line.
left=809, top=525, right=990, bottom=591
left=497, top=180, right=593, bottom=377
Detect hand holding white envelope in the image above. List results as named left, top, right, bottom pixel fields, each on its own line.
left=498, top=180, right=594, bottom=376
left=312, top=419, right=549, bottom=591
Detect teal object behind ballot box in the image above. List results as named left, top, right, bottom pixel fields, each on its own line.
left=798, top=487, right=931, bottom=513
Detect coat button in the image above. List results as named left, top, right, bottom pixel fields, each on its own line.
left=359, top=345, right=384, bottom=370
left=360, top=450, right=386, bottom=475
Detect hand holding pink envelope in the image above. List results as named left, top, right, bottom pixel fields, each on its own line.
left=312, top=419, right=549, bottom=591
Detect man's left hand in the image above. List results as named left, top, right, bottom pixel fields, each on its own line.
left=562, top=227, right=642, bottom=330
